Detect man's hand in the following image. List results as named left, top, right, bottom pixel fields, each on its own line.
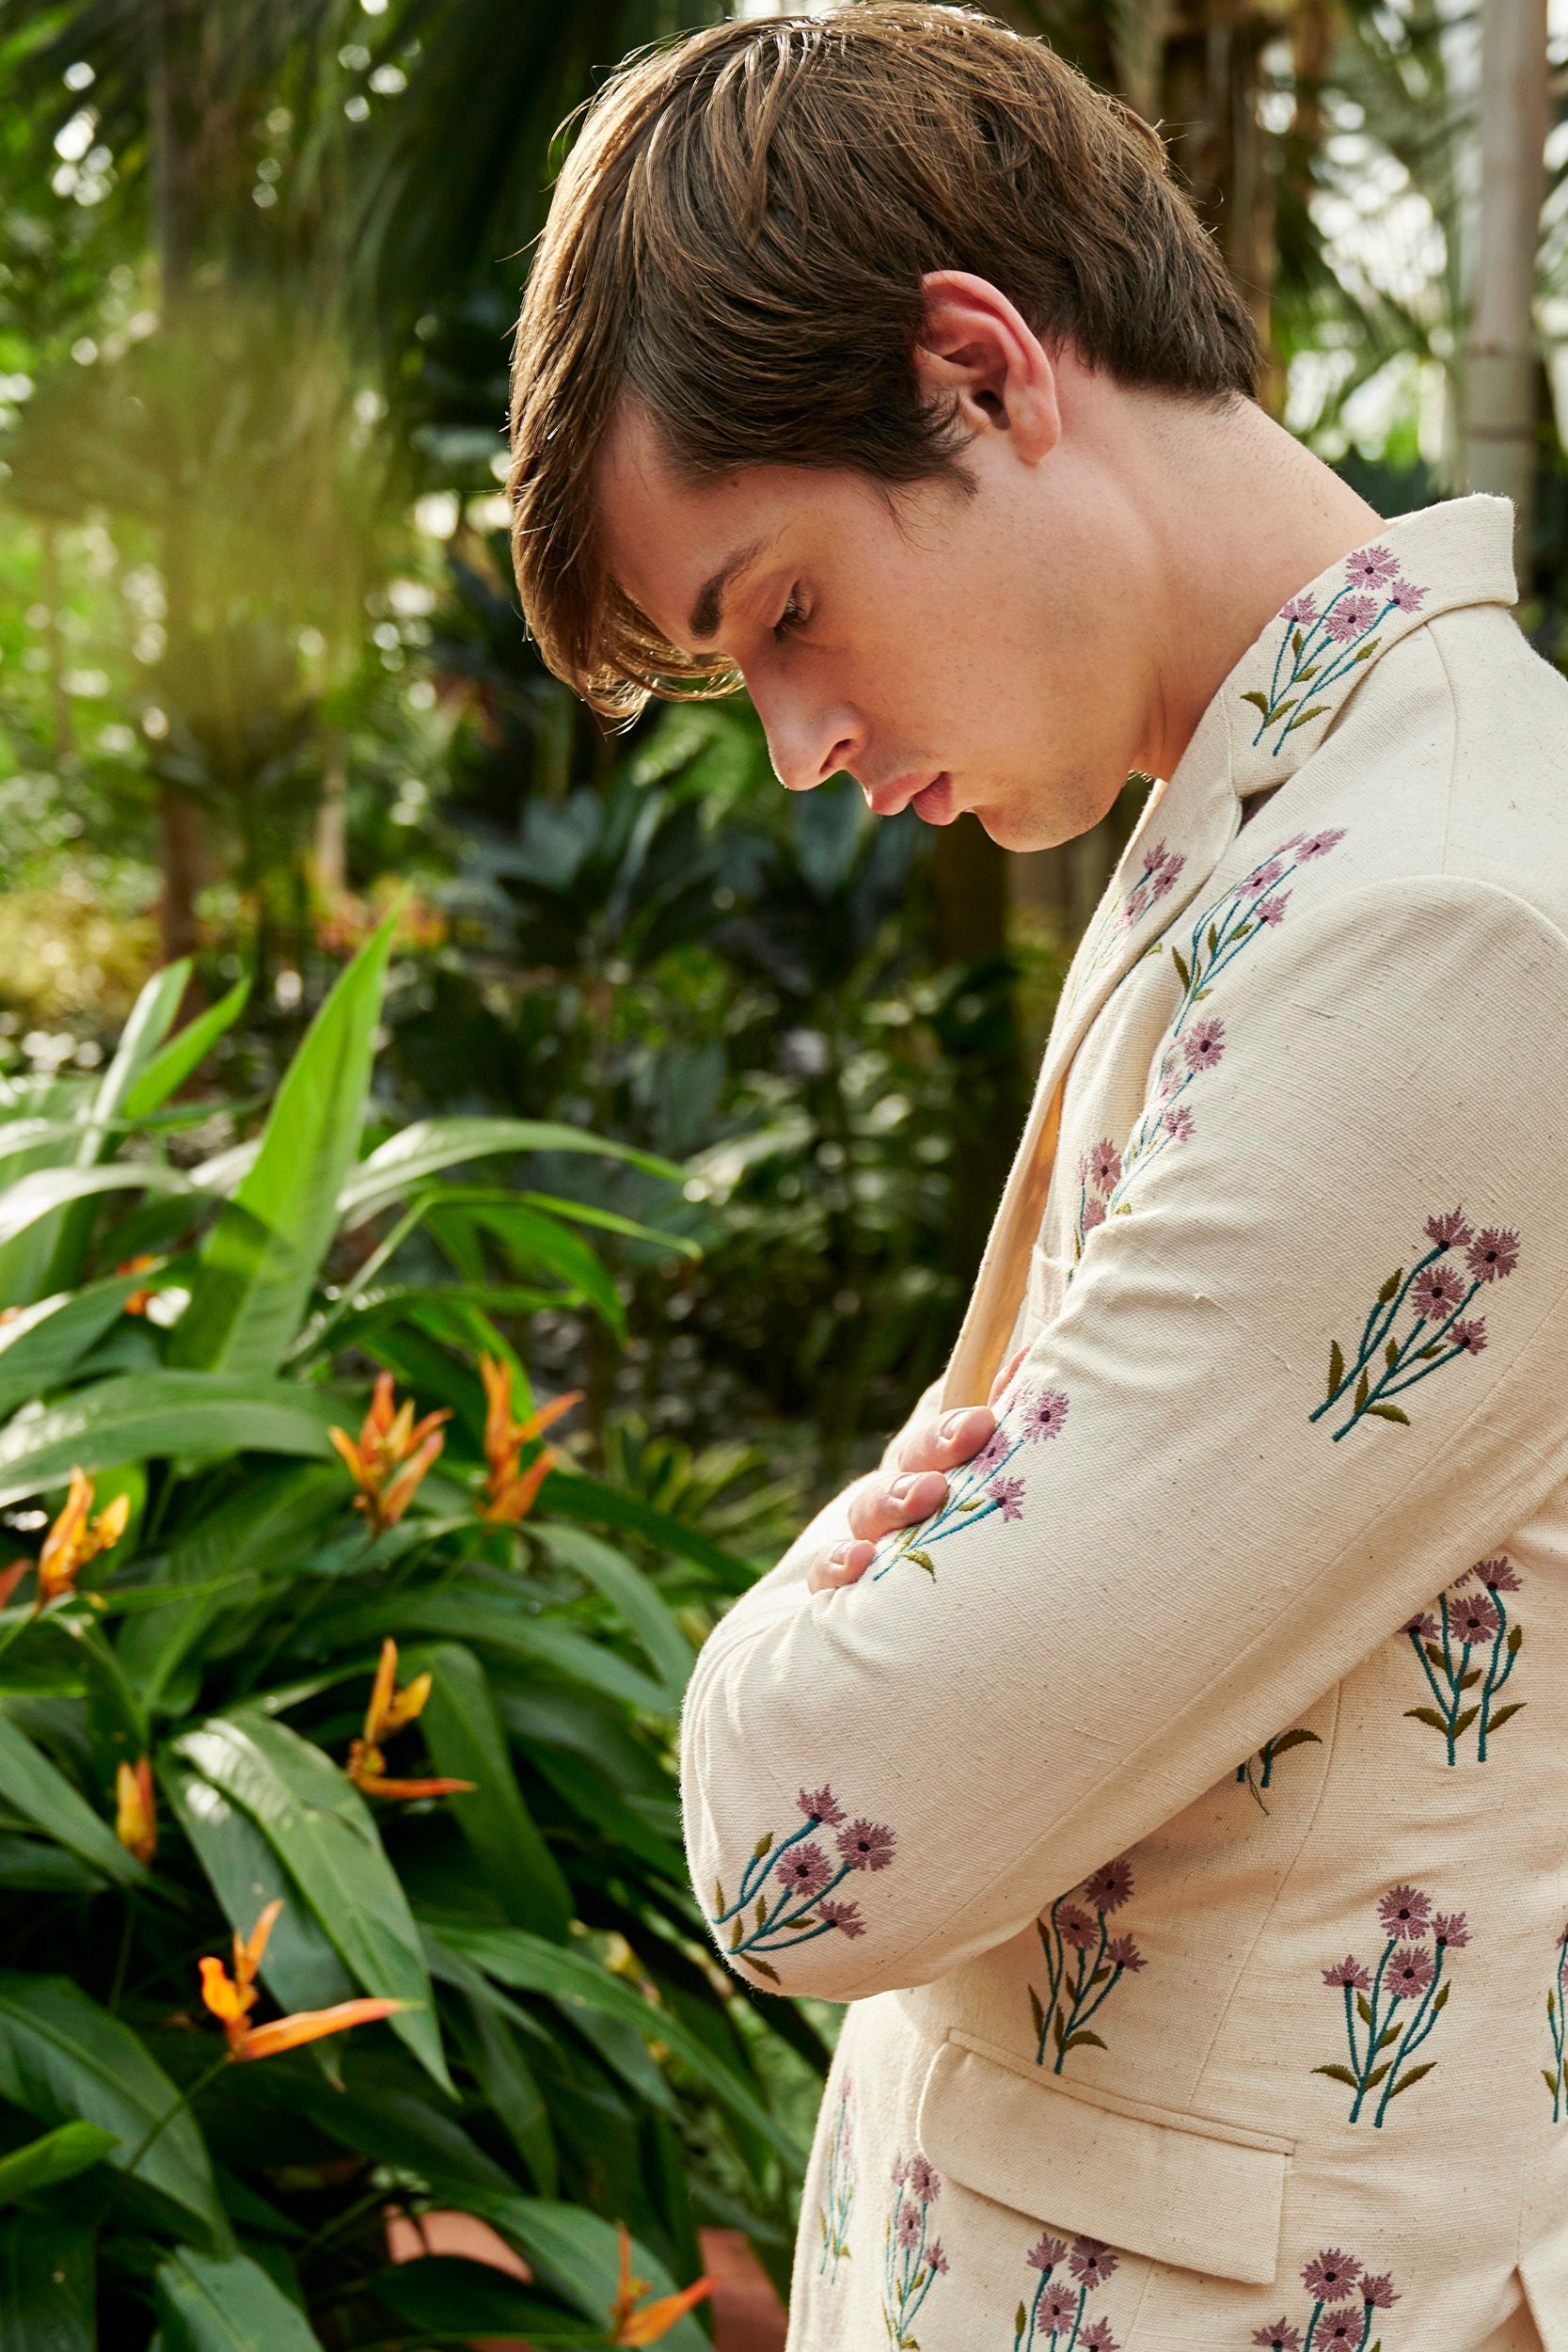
left=807, top=1344, right=1029, bottom=1594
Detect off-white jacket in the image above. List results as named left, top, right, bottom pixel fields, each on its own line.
left=679, top=495, right=1568, bottom=2352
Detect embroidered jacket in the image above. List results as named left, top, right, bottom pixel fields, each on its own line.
left=679, top=497, right=1568, bottom=2352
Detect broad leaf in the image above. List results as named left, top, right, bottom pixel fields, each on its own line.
left=0, top=1275, right=150, bottom=1421
left=528, top=1524, right=695, bottom=1707
left=370, top=2254, right=599, bottom=2342
left=338, top=1117, right=682, bottom=1230
left=0, top=2119, right=119, bottom=2202
left=155, top=2246, right=324, bottom=2352
left=410, top=1643, right=573, bottom=1939
left=0, top=1375, right=341, bottom=1508
left=161, top=1765, right=356, bottom=2017
left=0, top=2215, right=95, bottom=2351
left=0, top=1705, right=144, bottom=1886
left=121, top=975, right=251, bottom=1122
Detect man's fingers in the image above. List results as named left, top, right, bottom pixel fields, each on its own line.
left=846, top=1466, right=949, bottom=1542
left=807, top=1537, right=876, bottom=1594
left=890, top=1403, right=996, bottom=1474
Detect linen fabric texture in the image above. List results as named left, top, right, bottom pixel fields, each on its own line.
left=678, top=496, right=1568, bottom=2352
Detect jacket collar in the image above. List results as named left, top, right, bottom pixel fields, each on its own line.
left=940, top=494, right=1519, bottom=1407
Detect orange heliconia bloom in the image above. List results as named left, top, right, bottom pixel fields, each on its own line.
left=478, top=1354, right=580, bottom=1524
left=33, top=1468, right=131, bottom=1612
left=327, top=1371, right=451, bottom=1532
left=346, top=1637, right=475, bottom=1802
left=115, top=1756, right=157, bottom=1866
left=116, top=1253, right=161, bottom=1315
left=198, top=1898, right=408, bottom=2061
left=609, top=2218, right=715, bottom=2344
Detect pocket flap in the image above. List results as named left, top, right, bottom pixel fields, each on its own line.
left=915, top=2031, right=1291, bottom=2286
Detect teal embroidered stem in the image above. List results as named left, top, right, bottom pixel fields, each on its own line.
left=1347, top=1942, right=1394, bottom=2122
left=1477, top=1601, right=1515, bottom=1759
left=1373, top=1948, right=1447, bottom=2126
left=1302, top=2301, right=1325, bottom=2352
left=718, top=1817, right=819, bottom=1920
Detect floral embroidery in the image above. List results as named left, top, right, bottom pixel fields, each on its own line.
left=709, top=1784, right=895, bottom=1983
left=1064, top=837, right=1189, bottom=1015
left=1243, top=545, right=1428, bottom=756
left=1251, top=2246, right=1402, bottom=2351
left=816, top=2074, right=857, bottom=2280
left=1313, top=1885, right=1469, bottom=2125
left=1102, top=831, right=1346, bottom=1224
left=1072, top=1137, right=1122, bottom=1260
left=1235, top=1726, right=1323, bottom=1810
left=1310, top=1207, right=1519, bottom=1441
left=881, top=2153, right=948, bottom=2346
left=870, top=1380, right=1069, bottom=1581
left=1029, top=1859, right=1146, bottom=2074
left=1015, top=2233, right=1122, bottom=2349
left=1544, top=1929, right=1568, bottom=2121
left=1402, top=1554, right=1525, bottom=1762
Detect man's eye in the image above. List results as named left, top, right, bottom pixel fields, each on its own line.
left=771, top=591, right=808, bottom=644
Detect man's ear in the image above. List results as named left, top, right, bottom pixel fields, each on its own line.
left=911, top=269, right=1060, bottom=464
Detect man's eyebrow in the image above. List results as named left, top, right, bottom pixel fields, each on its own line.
left=685, top=533, right=779, bottom=648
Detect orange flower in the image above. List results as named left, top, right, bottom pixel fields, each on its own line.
left=116, top=1756, right=156, bottom=1866
left=478, top=1354, right=580, bottom=1524
left=328, top=1372, right=451, bottom=1532
left=33, top=1468, right=131, bottom=1612
left=609, top=2218, right=714, bottom=2344
left=116, top=1253, right=160, bottom=1315
left=198, top=1898, right=408, bottom=2060
left=346, top=1638, right=474, bottom=1802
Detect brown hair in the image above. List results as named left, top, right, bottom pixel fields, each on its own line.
left=506, top=2, right=1259, bottom=722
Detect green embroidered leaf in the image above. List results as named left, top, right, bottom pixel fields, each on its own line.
left=786, top=1915, right=818, bottom=1931
left=1508, top=1625, right=1525, bottom=1654
left=1062, top=2031, right=1108, bottom=2053
left=754, top=1899, right=766, bottom=1930
left=1353, top=638, right=1380, bottom=663
left=1268, top=1728, right=1322, bottom=1757
left=1028, top=1987, right=1045, bottom=2042
left=745, top=1956, right=781, bottom=1984
left=1377, top=1269, right=1404, bottom=1303
left=1088, top=1965, right=1113, bottom=1989
left=729, top=1920, right=741, bottom=1949
left=752, top=1834, right=773, bottom=1860
left=1487, top=1702, right=1527, bottom=1733
left=1113, top=1202, right=1132, bottom=1216
left=1451, top=1706, right=1481, bottom=1737
left=957, top=1499, right=985, bottom=1512
left=1312, top=2064, right=1360, bottom=2087
left=1298, top=663, right=1320, bottom=682
left=1170, top=946, right=1192, bottom=990
left=1241, top=690, right=1272, bottom=715
left=1229, top=924, right=1253, bottom=945
left=713, top=1880, right=724, bottom=1916
left=819, top=2213, right=830, bottom=2245
left=1385, top=1338, right=1399, bottom=1369
left=1354, top=1370, right=1369, bottom=1413
left=1404, top=1708, right=1452, bottom=1733
left=1206, top=925, right=1219, bottom=956
left=1458, top=1669, right=1482, bottom=1691
left=1283, top=703, right=1331, bottom=735
left=1423, top=1643, right=1447, bottom=1672
left=1016, top=2305, right=1029, bottom=2339
left=1366, top=1403, right=1411, bottom=1425
left=905, top=1550, right=937, bottom=1579
left=1418, top=1344, right=1443, bottom=1359
left=1545, top=2071, right=1561, bottom=2097
left=1192, top=986, right=1213, bottom=1001
left=1385, top=2060, right=1435, bottom=2099
left=1374, top=2025, right=1402, bottom=2053
left=1549, top=1992, right=1558, bottom=2022
left=1290, top=628, right=1304, bottom=657
left=1270, top=700, right=1298, bottom=725
left=1363, top=2063, right=1391, bottom=2089
left=1355, top=1994, right=1373, bottom=2026
left=1053, top=2005, right=1068, bottom=2049
left=1433, top=1984, right=1450, bottom=2012
left=1327, top=1341, right=1345, bottom=1399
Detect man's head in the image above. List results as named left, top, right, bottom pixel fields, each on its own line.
left=506, top=3, right=1261, bottom=850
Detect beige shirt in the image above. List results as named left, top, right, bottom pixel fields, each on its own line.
left=680, top=495, right=1568, bottom=2352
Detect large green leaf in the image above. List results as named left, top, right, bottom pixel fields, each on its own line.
left=121, top=975, right=251, bottom=1122
left=408, top=1643, right=573, bottom=1939
left=371, top=2255, right=600, bottom=2342
left=161, top=1765, right=356, bottom=2017
left=542, top=1469, right=756, bottom=1593
left=155, top=2247, right=324, bottom=2352
left=172, top=922, right=393, bottom=1377
left=337, top=1117, right=683, bottom=1230
left=0, top=1705, right=144, bottom=1886
left=321, top=1595, right=669, bottom=1715
left=0, top=1274, right=149, bottom=1421
left=529, top=1524, right=694, bottom=1708
left=0, top=1976, right=225, bottom=2243
left=0, top=1163, right=196, bottom=1254
left=0, top=2215, right=95, bottom=2351
left=172, top=1710, right=450, bottom=2093
left=438, top=1924, right=802, bottom=2169
left=0, top=1375, right=342, bottom=1508
left=0, top=2119, right=119, bottom=2202
left=468, top=2197, right=712, bottom=2347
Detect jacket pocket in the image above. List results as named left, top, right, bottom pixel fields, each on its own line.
left=914, top=2029, right=1292, bottom=2286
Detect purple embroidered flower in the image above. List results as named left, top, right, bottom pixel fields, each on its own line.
left=1082, top=1858, right=1134, bottom=1913
left=1424, top=1206, right=1475, bottom=1249
left=891, top=2155, right=909, bottom=2186
left=1432, top=1911, right=1470, bottom=1950
left=1255, top=890, right=1290, bottom=925
left=1042, top=2285, right=1078, bottom=2328
left=926, top=2238, right=949, bottom=2276
left=1241, top=861, right=1285, bottom=898
left=907, top=2155, right=940, bottom=2202
left=1090, top=1139, right=1123, bottom=1189
left=896, top=2200, right=922, bottom=2246
left=1386, top=1944, right=1435, bottom=1999
left=1318, top=2306, right=1365, bottom=2348
left=1378, top=1884, right=1432, bottom=1938
left=1467, top=1225, right=1520, bottom=1282
left=1345, top=546, right=1400, bottom=587
left=1105, top=1934, right=1146, bottom=1972
left=1411, top=1263, right=1466, bottom=1319
left=776, top=1842, right=832, bottom=1898
left=1323, top=596, right=1377, bottom=643
left=1154, top=1053, right=1182, bottom=1101
left=974, top=1427, right=1012, bottom=1473
left=837, top=1818, right=895, bottom=1872
left=1069, top=2238, right=1118, bottom=2288
left=1449, top=1317, right=1488, bottom=1355
left=816, top=1897, right=865, bottom=1939
left=1183, top=1015, right=1226, bottom=1071
left=1301, top=2251, right=1362, bottom=2301
left=1474, top=1555, right=1520, bottom=1592
left=1058, top=1904, right=1098, bottom=1951
left=1390, top=579, right=1427, bottom=612
left=1403, top=1610, right=1438, bottom=1639
left=1027, top=2233, right=1067, bottom=2274
left=798, top=1783, right=845, bottom=1827
left=1022, top=1387, right=1070, bottom=1441
left=1323, top=1956, right=1371, bottom=1990
left=1162, top=1104, right=1196, bottom=1142
left=989, top=1473, right=1026, bottom=1522
left=1079, top=2322, right=1119, bottom=2352
left=1360, top=2272, right=1400, bottom=2310
left=1280, top=594, right=1319, bottom=626
left=1150, top=858, right=1181, bottom=899
left=1082, top=1195, right=1107, bottom=1234
left=1294, top=827, right=1347, bottom=859
left=1449, top=1590, right=1500, bottom=1647
left=1121, top=883, right=1149, bottom=928
left=1253, top=2323, right=1304, bottom=2351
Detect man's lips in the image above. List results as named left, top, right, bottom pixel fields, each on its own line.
left=863, top=770, right=953, bottom=818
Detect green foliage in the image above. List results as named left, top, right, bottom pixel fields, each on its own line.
left=0, top=957, right=820, bottom=2346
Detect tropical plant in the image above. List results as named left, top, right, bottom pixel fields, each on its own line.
left=0, top=918, right=823, bottom=2346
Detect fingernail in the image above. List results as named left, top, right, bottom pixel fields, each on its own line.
left=889, top=1472, right=918, bottom=1500
left=829, top=1541, right=856, bottom=1565
left=940, top=1409, right=971, bottom=1438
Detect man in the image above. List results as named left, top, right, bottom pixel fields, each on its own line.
left=505, top=8, right=1568, bottom=2347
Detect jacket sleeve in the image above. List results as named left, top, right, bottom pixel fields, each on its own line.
left=677, top=876, right=1568, bottom=2000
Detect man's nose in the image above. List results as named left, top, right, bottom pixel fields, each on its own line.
left=755, top=693, right=862, bottom=793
